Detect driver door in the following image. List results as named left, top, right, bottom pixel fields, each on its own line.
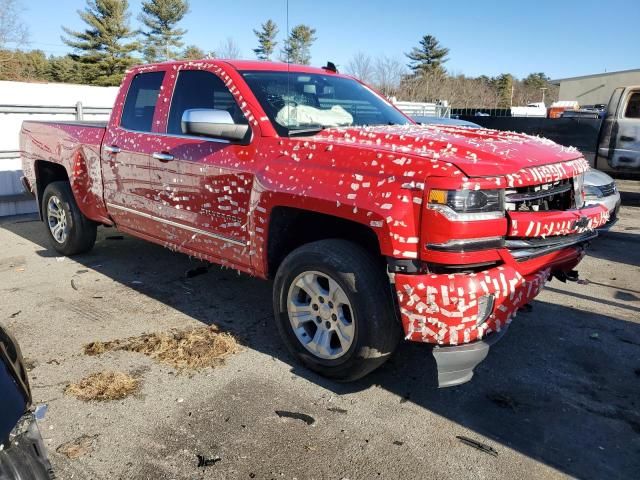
left=148, top=68, right=255, bottom=269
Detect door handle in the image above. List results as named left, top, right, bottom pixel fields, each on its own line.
left=104, top=145, right=121, bottom=154
left=152, top=152, right=174, bottom=162
left=620, top=135, right=635, bottom=142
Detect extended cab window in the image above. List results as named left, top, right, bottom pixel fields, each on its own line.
left=167, top=70, right=248, bottom=135
left=120, top=71, right=165, bottom=132
left=624, top=92, right=640, bottom=118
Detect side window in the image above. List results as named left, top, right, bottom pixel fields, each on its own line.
left=167, top=70, right=248, bottom=135
left=624, top=92, right=640, bottom=119
left=120, top=72, right=165, bottom=132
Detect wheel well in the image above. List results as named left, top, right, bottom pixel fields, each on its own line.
left=34, top=161, right=69, bottom=217
left=267, top=207, right=383, bottom=278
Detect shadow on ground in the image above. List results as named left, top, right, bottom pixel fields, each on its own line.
left=586, top=230, right=640, bottom=267
left=2, top=217, right=640, bottom=479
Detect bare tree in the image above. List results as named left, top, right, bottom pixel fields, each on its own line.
left=216, top=37, right=241, bottom=59
left=0, top=0, right=28, bottom=49
left=0, top=0, right=28, bottom=76
left=373, top=56, right=406, bottom=96
left=345, top=51, right=374, bottom=83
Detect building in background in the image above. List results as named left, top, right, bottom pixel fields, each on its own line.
left=552, top=68, right=640, bottom=106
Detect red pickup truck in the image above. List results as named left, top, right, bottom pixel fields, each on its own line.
left=19, top=60, right=610, bottom=387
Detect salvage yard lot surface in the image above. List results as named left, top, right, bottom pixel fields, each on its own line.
left=1, top=181, right=639, bottom=480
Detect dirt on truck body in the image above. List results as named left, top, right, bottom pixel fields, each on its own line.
left=19, top=59, right=610, bottom=386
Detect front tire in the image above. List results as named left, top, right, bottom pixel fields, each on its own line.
left=273, top=239, right=401, bottom=382
left=42, top=181, right=97, bottom=256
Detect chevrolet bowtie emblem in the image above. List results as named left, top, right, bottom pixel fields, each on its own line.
left=573, top=216, right=590, bottom=229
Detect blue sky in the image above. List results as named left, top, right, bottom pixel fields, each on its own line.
left=15, top=0, right=640, bottom=79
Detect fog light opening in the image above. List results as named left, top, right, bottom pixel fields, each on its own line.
left=477, top=294, right=495, bottom=326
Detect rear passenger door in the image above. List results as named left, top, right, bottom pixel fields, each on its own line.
left=102, top=70, right=165, bottom=231
left=148, top=68, right=255, bottom=268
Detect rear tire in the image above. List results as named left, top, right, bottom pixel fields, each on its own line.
left=41, top=181, right=97, bottom=256
left=273, top=239, right=401, bottom=382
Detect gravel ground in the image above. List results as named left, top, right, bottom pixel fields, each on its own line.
left=1, top=180, right=639, bottom=480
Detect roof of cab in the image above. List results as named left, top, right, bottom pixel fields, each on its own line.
left=142, top=59, right=344, bottom=76
left=221, top=60, right=338, bottom=74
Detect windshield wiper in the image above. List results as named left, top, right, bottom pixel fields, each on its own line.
left=287, top=126, right=326, bottom=137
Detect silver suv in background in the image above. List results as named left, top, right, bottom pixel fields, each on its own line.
left=584, top=169, right=621, bottom=230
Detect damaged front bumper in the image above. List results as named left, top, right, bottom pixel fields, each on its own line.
left=432, top=326, right=508, bottom=387
left=392, top=244, right=589, bottom=387
left=395, top=263, right=550, bottom=346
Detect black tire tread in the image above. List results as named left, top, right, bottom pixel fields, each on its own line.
left=41, top=181, right=97, bottom=256
left=273, top=239, right=401, bottom=382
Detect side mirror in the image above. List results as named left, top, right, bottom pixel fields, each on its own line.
left=181, top=109, right=249, bottom=141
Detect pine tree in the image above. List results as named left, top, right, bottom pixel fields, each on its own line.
left=48, top=56, right=83, bottom=83
left=62, top=0, right=139, bottom=86
left=280, top=24, right=316, bottom=65
left=139, top=0, right=189, bottom=62
left=406, top=35, right=449, bottom=76
left=523, top=72, right=549, bottom=89
left=181, top=44, right=205, bottom=60
left=253, top=19, right=278, bottom=61
left=494, top=73, right=514, bottom=108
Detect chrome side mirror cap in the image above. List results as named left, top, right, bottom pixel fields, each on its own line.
left=181, top=109, right=249, bottom=141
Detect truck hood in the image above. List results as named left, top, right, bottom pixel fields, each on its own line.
left=315, top=124, right=583, bottom=178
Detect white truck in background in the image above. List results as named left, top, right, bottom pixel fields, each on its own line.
left=597, top=85, right=640, bottom=172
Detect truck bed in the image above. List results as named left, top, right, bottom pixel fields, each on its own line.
left=20, top=120, right=109, bottom=223
left=34, top=120, right=108, bottom=128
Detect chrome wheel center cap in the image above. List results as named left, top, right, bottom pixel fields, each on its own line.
left=319, top=304, right=332, bottom=321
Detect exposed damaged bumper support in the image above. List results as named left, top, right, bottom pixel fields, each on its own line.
left=432, top=327, right=508, bottom=388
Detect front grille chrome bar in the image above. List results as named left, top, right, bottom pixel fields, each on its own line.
left=506, top=230, right=598, bottom=260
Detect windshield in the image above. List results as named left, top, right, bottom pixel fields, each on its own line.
left=241, top=71, right=412, bottom=136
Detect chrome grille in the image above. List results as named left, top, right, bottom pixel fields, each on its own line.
left=505, top=179, right=573, bottom=212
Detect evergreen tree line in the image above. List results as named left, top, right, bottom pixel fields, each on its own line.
left=0, top=0, right=318, bottom=86
left=345, top=35, right=558, bottom=108
left=0, top=0, right=557, bottom=106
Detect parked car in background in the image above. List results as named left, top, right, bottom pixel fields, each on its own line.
left=584, top=169, right=621, bottom=230
left=412, top=116, right=480, bottom=127
left=511, top=102, right=547, bottom=118
left=561, top=109, right=601, bottom=119
left=462, top=86, right=640, bottom=174
left=0, top=325, right=53, bottom=479
left=597, top=85, right=640, bottom=171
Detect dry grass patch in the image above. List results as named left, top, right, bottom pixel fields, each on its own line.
left=84, top=325, right=240, bottom=370
left=65, top=371, right=139, bottom=401
left=56, top=434, right=98, bottom=458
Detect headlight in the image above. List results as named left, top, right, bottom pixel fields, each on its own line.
left=428, top=189, right=504, bottom=221
left=583, top=185, right=603, bottom=200
left=573, top=173, right=585, bottom=208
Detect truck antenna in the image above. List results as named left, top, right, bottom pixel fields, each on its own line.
left=286, top=0, right=291, bottom=127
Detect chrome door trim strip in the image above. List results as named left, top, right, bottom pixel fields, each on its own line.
left=107, top=203, right=246, bottom=247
